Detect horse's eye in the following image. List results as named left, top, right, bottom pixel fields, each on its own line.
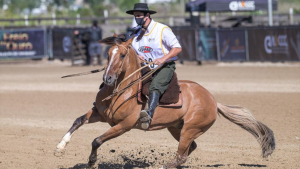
left=120, top=54, right=125, bottom=58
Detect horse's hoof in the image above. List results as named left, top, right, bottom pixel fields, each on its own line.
left=54, top=148, right=65, bottom=157
left=86, top=165, right=97, bottom=169
left=87, top=163, right=97, bottom=169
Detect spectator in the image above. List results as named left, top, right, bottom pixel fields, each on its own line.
left=74, top=20, right=103, bottom=65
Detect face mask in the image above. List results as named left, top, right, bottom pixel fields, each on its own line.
left=135, top=16, right=146, bottom=26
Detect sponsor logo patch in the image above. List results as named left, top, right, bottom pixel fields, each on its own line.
left=148, top=38, right=155, bottom=42
left=229, top=1, right=255, bottom=11
left=264, top=35, right=288, bottom=54
left=138, top=46, right=153, bottom=53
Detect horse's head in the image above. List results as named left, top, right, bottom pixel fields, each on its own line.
left=100, top=34, right=135, bottom=86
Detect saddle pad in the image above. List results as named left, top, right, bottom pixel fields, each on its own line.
left=137, top=67, right=183, bottom=108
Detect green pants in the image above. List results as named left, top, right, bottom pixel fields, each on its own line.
left=149, top=61, right=176, bottom=95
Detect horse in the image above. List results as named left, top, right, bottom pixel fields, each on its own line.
left=54, top=34, right=275, bottom=168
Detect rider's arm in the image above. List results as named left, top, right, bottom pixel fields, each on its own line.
left=154, top=27, right=181, bottom=65
left=162, top=47, right=181, bottom=62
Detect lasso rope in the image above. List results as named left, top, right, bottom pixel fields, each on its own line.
left=102, top=62, right=162, bottom=101
left=61, top=67, right=106, bottom=78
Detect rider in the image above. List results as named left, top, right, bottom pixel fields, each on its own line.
left=126, top=3, right=182, bottom=129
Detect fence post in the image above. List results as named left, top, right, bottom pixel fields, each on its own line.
left=24, top=15, right=28, bottom=26
left=205, top=11, right=210, bottom=26
left=216, top=29, right=221, bottom=61
left=76, top=14, right=80, bottom=25
left=10, top=19, right=14, bottom=26
left=65, top=18, right=68, bottom=25
left=289, top=8, right=294, bottom=25
left=169, top=16, right=174, bottom=26
left=52, top=13, right=56, bottom=25
left=245, top=29, right=249, bottom=61
left=268, top=0, right=273, bottom=26
left=104, top=10, right=108, bottom=24
left=38, top=19, right=41, bottom=26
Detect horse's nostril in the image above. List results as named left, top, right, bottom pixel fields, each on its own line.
left=107, top=76, right=112, bottom=83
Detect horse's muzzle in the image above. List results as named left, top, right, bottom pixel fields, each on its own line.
left=103, top=74, right=116, bottom=86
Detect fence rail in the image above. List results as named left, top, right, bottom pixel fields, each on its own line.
left=0, top=14, right=299, bottom=27
left=0, top=16, right=187, bottom=26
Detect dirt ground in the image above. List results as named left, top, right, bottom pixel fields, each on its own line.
left=0, top=60, right=299, bottom=169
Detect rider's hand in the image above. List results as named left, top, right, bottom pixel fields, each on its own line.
left=138, top=55, right=145, bottom=61
left=153, top=58, right=166, bottom=65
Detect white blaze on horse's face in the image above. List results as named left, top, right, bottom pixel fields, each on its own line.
left=104, top=46, right=119, bottom=85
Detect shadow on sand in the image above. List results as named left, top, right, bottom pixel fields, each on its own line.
left=238, top=163, right=267, bottom=167
left=60, top=155, right=151, bottom=169
left=60, top=155, right=267, bottom=169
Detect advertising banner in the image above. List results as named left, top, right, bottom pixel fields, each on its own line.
left=0, top=28, right=46, bottom=59
left=198, top=29, right=217, bottom=60
left=52, top=29, right=73, bottom=59
left=172, top=28, right=197, bottom=61
left=217, top=30, right=247, bottom=61
left=248, top=28, right=300, bottom=61
left=186, top=0, right=278, bottom=12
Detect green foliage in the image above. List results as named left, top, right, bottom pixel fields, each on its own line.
left=9, top=0, right=40, bottom=11
left=114, top=0, right=140, bottom=11
left=84, top=0, right=105, bottom=16
left=294, top=8, right=300, bottom=14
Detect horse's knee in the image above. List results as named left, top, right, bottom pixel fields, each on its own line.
left=75, top=115, right=87, bottom=125
left=70, top=115, right=87, bottom=132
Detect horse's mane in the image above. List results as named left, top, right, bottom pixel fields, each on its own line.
left=99, top=36, right=127, bottom=46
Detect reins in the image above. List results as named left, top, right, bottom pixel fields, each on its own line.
left=61, top=43, right=163, bottom=102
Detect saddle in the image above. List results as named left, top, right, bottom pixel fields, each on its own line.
left=137, top=66, right=183, bottom=108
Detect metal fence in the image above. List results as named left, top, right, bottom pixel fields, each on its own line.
left=197, top=26, right=300, bottom=62
left=1, top=26, right=299, bottom=62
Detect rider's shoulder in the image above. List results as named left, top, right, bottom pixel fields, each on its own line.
left=155, top=22, right=171, bottom=31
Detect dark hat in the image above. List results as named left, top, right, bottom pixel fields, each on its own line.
left=126, top=3, right=157, bottom=15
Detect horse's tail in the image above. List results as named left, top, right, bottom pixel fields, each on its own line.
left=217, top=103, right=275, bottom=158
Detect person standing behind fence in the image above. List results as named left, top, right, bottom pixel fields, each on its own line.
left=74, top=20, right=103, bottom=65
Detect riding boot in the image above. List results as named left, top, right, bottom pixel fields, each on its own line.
left=140, top=91, right=160, bottom=130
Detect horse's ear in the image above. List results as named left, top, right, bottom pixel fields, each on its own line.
left=126, top=37, right=134, bottom=45
left=113, top=33, right=117, bottom=37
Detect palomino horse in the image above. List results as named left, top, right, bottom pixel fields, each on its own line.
left=55, top=35, right=275, bottom=168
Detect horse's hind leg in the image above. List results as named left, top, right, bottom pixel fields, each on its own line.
left=163, top=127, right=201, bottom=169
left=54, top=107, right=102, bottom=157
left=164, top=121, right=215, bottom=169
left=167, top=127, right=197, bottom=155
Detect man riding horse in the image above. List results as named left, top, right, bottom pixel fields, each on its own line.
left=55, top=3, right=275, bottom=169
left=126, top=3, right=182, bottom=129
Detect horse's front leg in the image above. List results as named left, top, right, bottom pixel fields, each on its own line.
left=54, top=107, right=103, bottom=157
left=87, top=114, right=137, bottom=168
